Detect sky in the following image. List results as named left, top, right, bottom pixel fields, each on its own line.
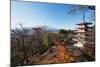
left=11, top=1, right=94, bottom=30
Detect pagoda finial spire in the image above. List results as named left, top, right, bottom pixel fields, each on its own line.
left=82, top=8, right=85, bottom=23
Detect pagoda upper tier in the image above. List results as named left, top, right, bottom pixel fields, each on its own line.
left=76, top=22, right=93, bottom=25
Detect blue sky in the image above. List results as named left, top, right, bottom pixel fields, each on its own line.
left=11, top=1, right=94, bottom=30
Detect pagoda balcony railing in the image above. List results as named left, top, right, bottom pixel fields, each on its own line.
left=76, top=30, right=86, bottom=32
left=76, top=25, right=86, bottom=28
left=75, top=34, right=86, bottom=38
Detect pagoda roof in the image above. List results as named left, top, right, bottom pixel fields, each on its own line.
left=75, top=27, right=86, bottom=30
left=76, top=22, right=93, bottom=25
left=73, top=30, right=78, bottom=31
left=76, top=30, right=86, bottom=33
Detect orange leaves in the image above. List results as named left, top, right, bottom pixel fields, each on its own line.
left=56, top=44, right=67, bottom=61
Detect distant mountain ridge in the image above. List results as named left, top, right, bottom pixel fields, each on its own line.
left=11, top=26, right=59, bottom=35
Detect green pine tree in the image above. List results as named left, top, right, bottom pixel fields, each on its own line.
left=44, top=33, right=51, bottom=48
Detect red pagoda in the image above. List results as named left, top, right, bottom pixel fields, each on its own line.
left=75, top=22, right=93, bottom=39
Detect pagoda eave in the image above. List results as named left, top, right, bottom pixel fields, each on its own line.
left=76, top=22, right=93, bottom=25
